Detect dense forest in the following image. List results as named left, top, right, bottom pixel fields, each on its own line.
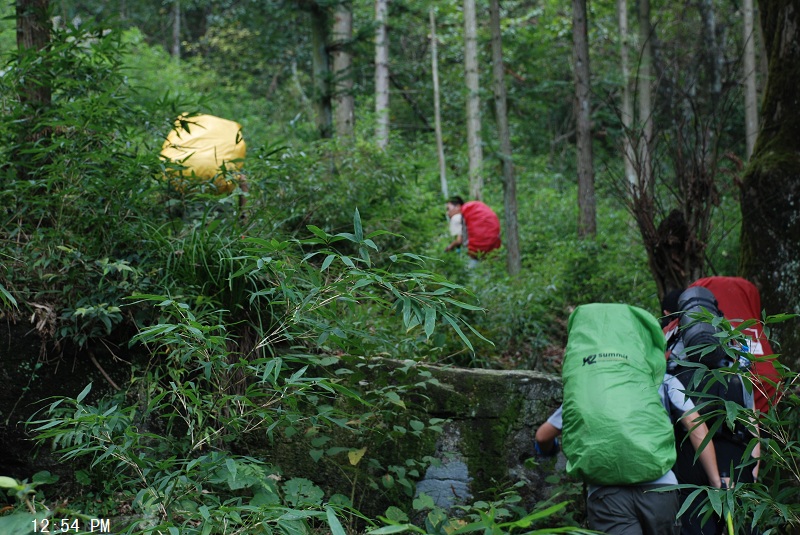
left=1, top=0, right=799, bottom=533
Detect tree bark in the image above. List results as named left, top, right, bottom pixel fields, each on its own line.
left=572, top=0, right=596, bottom=238
left=637, top=0, right=654, bottom=199
left=617, top=0, right=636, bottom=191
left=332, top=2, right=354, bottom=138
left=15, top=0, right=51, bottom=182
left=310, top=2, right=333, bottom=139
left=16, top=0, right=51, bottom=110
left=374, top=0, right=390, bottom=149
left=430, top=8, right=448, bottom=199
left=743, top=0, right=758, bottom=159
left=171, top=0, right=180, bottom=59
left=463, top=0, right=484, bottom=200
left=739, top=0, right=800, bottom=368
left=489, top=0, right=520, bottom=275
left=698, top=0, right=722, bottom=97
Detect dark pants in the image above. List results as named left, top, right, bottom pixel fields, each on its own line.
left=678, top=488, right=753, bottom=535
left=678, top=487, right=718, bottom=535
left=588, top=485, right=681, bottom=535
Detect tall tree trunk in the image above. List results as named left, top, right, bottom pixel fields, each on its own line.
left=171, top=0, right=180, bottom=59
left=698, top=0, right=722, bottom=96
left=463, top=0, right=483, bottom=200
left=332, top=2, right=354, bottom=138
left=617, top=0, right=636, bottom=190
left=743, top=0, right=758, bottom=159
left=573, top=0, right=596, bottom=238
left=430, top=8, right=448, bottom=199
left=739, top=0, right=800, bottom=368
left=16, top=0, right=51, bottom=110
left=489, top=0, right=520, bottom=275
left=310, top=2, right=333, bottom=139
left=637, top=0, right=654, bottom=198
left=15, top=0, right=51, bottom=182
left=374, top=0, right=390, bottom=149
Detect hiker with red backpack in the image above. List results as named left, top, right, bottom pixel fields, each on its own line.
left=664, top=283, right=766, bottom=535
left=662, top=277, right=781, bottom=415
left=444, top=196, right=501, bottom=264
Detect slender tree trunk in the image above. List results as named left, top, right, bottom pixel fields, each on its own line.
left=430, top=8, right=448, bottom=199
left=743, top=0, right=758, bottom=159
left=739, top=0, right=800, bottom=369
left=617, top=0, right=636, bottom=191
left=171, top=0, right=180, bottom=59
left=374, top=0, right=390, bottom=149
left=489, top=0, right=520, bottom=275
left=573, top=0, right=596, bottom=238
left=16, top=0, right=51, bottom=110
left=310, top=2, right=333, bottom=139
left=463, top=0, right=483, bottom=200
left=637, top=0, right=654, bottom=198
left=15, top=0, right=51, bottom=182
left=698, top=0, right=722, bottom=96
left=332, top=2, right=354, bottom=138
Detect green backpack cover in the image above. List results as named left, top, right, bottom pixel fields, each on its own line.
left=561, top=303, right=675, bottom=485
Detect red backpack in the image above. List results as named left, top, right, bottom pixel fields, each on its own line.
left=460, top=201, right=501, bottom=255
left=664, top=277, right=781, bottom=414
left=692, top=277, right=781, bottom=414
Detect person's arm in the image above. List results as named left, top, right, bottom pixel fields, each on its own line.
left=752, top=430, right=760, bottom=482
left=534, top=421, right=561, bottom=455
left=681, top=410, right=723, bottom=488
left=445, top=234, right=463, bottom=252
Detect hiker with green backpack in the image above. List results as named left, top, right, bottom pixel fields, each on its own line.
left=535, top=303, right=723, bottom=534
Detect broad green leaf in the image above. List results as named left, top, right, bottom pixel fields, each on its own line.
left=76, top=383, right=93, bottom=403
left=307, top=225, right=329, bottom=240
left=765, top=313, right=798, bottom=323
left=0, top=513, right=41, bottom=535
left=321, top=254, right=336, bottom=271
left=0, top=284, right=17, bottom=308
left=353, top=208, right=364, bottom=242
left=383, top=391, right=406, bottom=408
left=708, top=488, right=723, bottom=516
left=325, top=506, right=347, bottom=535
left=368, top=525, right=424, bottom=534
left=424, top=307, right=436, bottom=338
left=0, top=476, right=19, bottom=489
left=348, top=447, right=367, bottom=465
left=441, top=313, right=474, bottom=352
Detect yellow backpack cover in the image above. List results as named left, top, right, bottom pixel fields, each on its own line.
left=160, top=114, right=246, bottom=193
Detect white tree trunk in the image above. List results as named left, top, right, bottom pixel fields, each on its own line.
left=333, top=3, right=354, bottom=138
left=743, top=0, right=758, bottom=159
left=637, top=0, right=654, bottom=197
left=573, top=0, right=596, bottom=238
left=430, top=8, right=448, bottom=199
left=617, top=0, right=636, bottom=192
left=489, top=0, right=520, bottom=275
left=375, top=0, right=390, bottom=150
left=463, top=0, right=483, bottom=200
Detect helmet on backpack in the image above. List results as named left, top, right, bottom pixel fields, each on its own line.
left=675, top=287, right=732, bottom=369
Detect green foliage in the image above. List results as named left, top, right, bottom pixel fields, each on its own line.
left=19, top=210, right=494, bottom=533
left=369, top=489, right=592, bottom=534
left=2, top=1, right=788, bottom=533
left=0, top=471, right=60, bottom=535
left=667, top=313, right=800, bottom=533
